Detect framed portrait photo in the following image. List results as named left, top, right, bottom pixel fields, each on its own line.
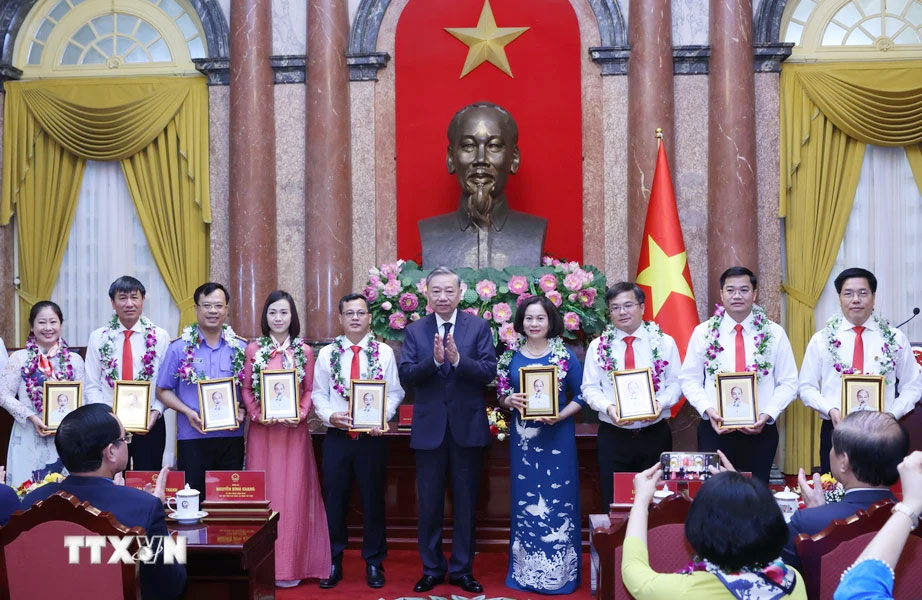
left=260, top=369, right=299, bottom=422
left=113, top=381, right=152, bottom=433
left=43, top=381, right=82, bottom=431
left=349, top=380, right=387, bottom=432
left=197, top=378, right=240, bottom=432
left=611, top=368, right=658, bottom=421
left=519, top=365, right=558, bottom=420
left=841, top=374, right=884, bottom=416
left=716, top=372, right=759, bottom=428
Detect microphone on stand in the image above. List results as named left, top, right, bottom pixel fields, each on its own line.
left=896, top=307, right=920, bottom=329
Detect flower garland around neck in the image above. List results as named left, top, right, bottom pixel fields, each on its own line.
left=595, top=322, right=669, bottom=391
left=496, top=336, right=570, bottom=401
left=21, top=336, right=75, bottom=413
left=175, top=324, right=245, bottom=385
left=824, top=314, right=901, bottom=382
left=250, top=336, right=310, bottom=403
left=98, top=314, right=159, bottom=386
left=702, top=304, right=773, bottom=380
left=330, top=337, right=383, bottom=401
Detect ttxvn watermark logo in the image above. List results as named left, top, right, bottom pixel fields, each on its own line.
left=64, top=535, right=187, bottom=564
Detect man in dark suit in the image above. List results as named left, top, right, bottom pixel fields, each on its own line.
left=22, top=404, right=186, bottom=599
left=783, top=410, right=909, bottom=568
left=399, top=266, right=497, bottom=594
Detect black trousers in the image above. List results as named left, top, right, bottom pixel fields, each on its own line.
left=697, top=420, right=779, bottom=483
left=129, top=417, right=166, bottom=471
left=415, top=435, right=483, bottom=578
left=176, top=436, right=244, bottom=498
left=597, top=419, right=672, bottom=508
left=321, top=428, right=387, bottom=566
left=819, top=419, right=834, bottom=474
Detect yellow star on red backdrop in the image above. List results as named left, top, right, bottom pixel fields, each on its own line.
left=635, top=237, right=695, bottom=316
left=444, top=0, right=529, bottom=78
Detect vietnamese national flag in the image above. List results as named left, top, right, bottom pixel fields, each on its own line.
left=634, top=136, right=699, bottom=416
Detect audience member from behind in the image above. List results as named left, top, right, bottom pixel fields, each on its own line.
left=834, top=451, right=922, bottom=600
left=0, top=467, right=19, bottom=525
left=21, top=404, right=186, bottom=599
left=783, top=411, right=908, bottom=568
left=622, top=464, right=806, bottom=599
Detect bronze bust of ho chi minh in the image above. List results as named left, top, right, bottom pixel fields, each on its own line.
left=418, top=102, right=547, bottom=269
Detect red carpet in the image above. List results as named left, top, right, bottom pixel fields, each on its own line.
left=277, top=549, right=595, bottom=600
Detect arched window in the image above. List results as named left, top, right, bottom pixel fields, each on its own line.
left=15, top=0, right=205, bottom=76
left=782, top=0, right=922, bottom=61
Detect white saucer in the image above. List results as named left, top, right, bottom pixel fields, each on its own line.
left=168, top=510, right=208, bottom=524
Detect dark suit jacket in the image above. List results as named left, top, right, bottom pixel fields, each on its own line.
left=0, top=484, right=20, bottom=526
left=783, top=488, right=896, bottom=568
left=399, top=311, right=497, bottom=450
left=22, top=475, right=186, bottom=599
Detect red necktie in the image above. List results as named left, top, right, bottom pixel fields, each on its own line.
left=623, top=336, right=636, bottom=370
left=349, top=345, right=362, bottom=438
left=122, top=330, right=134, bottom=380
left=852, top=326, right=865, bottom=373
left=350, top=345, right=362, bottom=380
left=735, top=324, right=746, bottom=372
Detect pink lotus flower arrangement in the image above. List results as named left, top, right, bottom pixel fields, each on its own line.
left=362, top=257, right=609, bottom=345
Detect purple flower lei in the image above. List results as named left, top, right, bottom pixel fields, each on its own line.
left=496, top=336, right=569, bottom=403
left=702, top=304, right=774, bottom=380
left=21, top=335, right=76, bottom=413
left=595, top=323, right=667, bottom=392
left=330, top=337, right=384, bottom=401
left=824, top=314, right=901, bottom=381
left=174, top=324, right=245, bottom=385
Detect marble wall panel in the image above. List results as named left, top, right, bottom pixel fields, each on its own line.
left=275, top=84, right=308, bottom=316
left=673, top=0, right=709, bottom=46
left=209, top=86, right=230, bottom=287
left=673, top=75, right=710, bottom=321
left=351, top=81, right=377, bottom=291
left=755, top=73, right=782, bottom=323
left=273, top=0, right=306, bottom=55
left=602, top=76, right=629, bottom=284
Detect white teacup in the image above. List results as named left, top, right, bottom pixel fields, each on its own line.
left=774, top=489, right=800, bottom=523
left=653, top=485, right=673, bottom=504
left=167, top=484, right=200, bottom=518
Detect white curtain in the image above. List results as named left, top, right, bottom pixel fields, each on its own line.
left=51, top=160, right=180, bottom=467
left=814, top=145, right=922, bottom=342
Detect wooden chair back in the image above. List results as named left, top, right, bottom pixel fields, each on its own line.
left=795, top=499, right=922, bottom=600
left=0, top=491, right=141, bottom=600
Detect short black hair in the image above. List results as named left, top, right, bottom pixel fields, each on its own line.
left=832, top=411, right=908, bottom=486
left=448, top=102, right=518, bottom=146
left=260, top=290, right=301, bottom=338
left=107, top=276, right=146, bottom=300
left=194, top=282, right=230, bottom=305
left=513, top=295, right=564, bottom=338
left=834, top=267, right=877, bottom=294
left=55, top=404, right=123, bottom=473
left=605, top=282, right=645, bottom=306
left=719, top=266, right=757, bottom=289
left=684, top=471, right=789, bottom=572
left=338, top=293, right=369, bottom=314
left=28, top=301, right=63, bottom=326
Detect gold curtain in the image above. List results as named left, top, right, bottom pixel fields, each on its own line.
left=1, top=76, right=210, bottom=339
left=781, top=61, right=922, bottom=473
left=907, top=143, right=922, bottom=195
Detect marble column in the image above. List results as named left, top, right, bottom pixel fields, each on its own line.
left=626, top=0, right=674, bottom=276
left=707, top=0, right=758, bottom=307
left=228, top=0, right=277, bottom=337
left=304, top=0, right=353, bottom=341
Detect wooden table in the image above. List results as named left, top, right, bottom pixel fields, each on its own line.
left=169, top=513, right=279, bottom=600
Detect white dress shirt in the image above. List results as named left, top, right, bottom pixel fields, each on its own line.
left=581, top=323, right=682, bottom=429
left=84, top=317, right=170, bottom=414
left=679, top=311, right=798, bottom=421
left=799, top=314, right=922, bottom=420
left=312, top=333, right=405, bottom=428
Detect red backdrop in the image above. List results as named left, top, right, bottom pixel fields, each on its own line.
left=395, top=0, right=583, bottom=265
